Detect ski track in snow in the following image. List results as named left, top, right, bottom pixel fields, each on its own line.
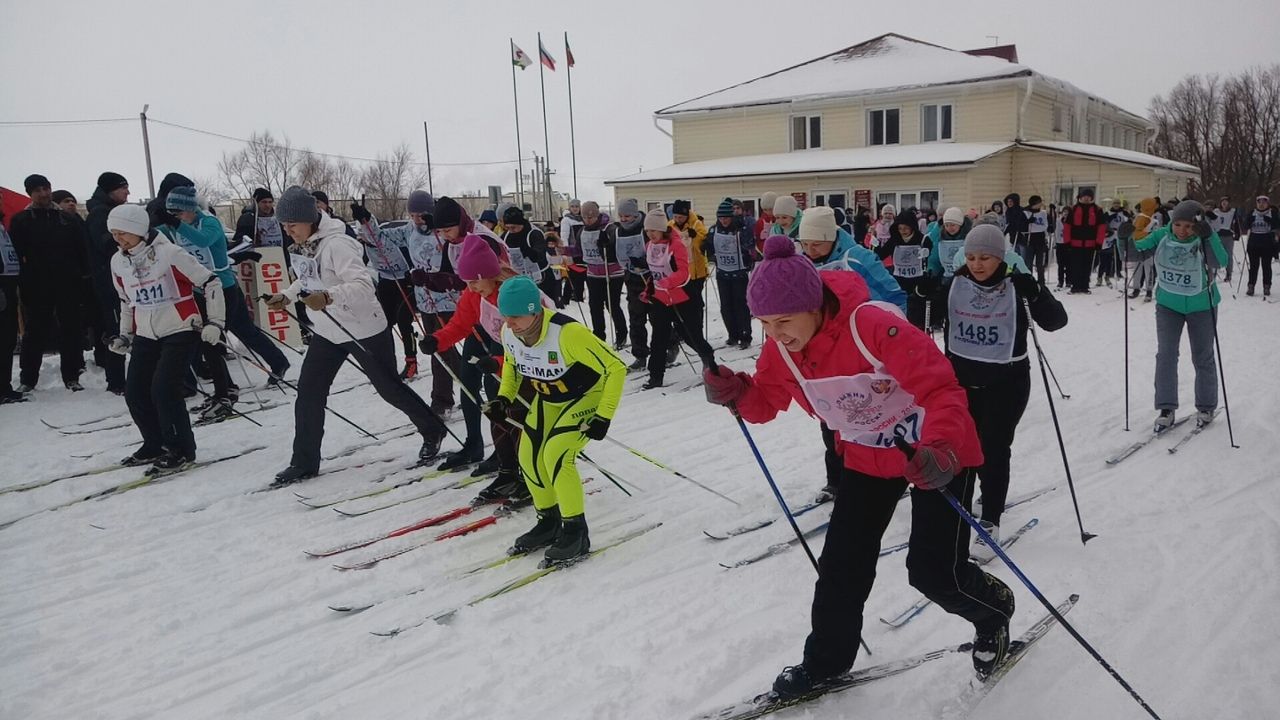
left=3, top=277, right=1279, bottom=719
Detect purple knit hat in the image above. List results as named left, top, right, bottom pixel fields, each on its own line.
left=747, top=235, right=824, bottom=316
left=455, top=234, right=500, bottom=280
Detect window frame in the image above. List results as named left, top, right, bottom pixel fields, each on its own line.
left=875, top=189, right=942, bottom=213
left=790, top=113, right=823, bottom=151
left=920, top=102, right=955, bottom=143
left=812, top=189, right=849, bottom=210
left=867, top=106, right=902, bottom=146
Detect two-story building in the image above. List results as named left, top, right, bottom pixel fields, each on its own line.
left=607, top=33, right=1198, bottom=220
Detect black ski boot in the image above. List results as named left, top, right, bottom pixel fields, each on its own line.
left=120, top=448, right=164, bottom=467
left=972, top=620, right=1011, bottom=679
left=510, top=505, right=561, bottom=554
left=472, top=469, right=524, bottom=505
left=471, top=451, right=500, bottom=477
left=418, top=432, right=443, bottom=464
left=641, top=379, right=663, bottom=391
left=772, top=664, right=828, bottom=699
left=543, top=514, right=590, bottom=565
left=147, top=450, right=194, bottom=477
left=627, top=357, right=647, bottom=373
left=271, top=465, right=317, bottom=488
left=437, top=444, right=483, bottom=472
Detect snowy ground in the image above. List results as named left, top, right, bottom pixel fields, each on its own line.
left=3, top=266, right=1278, bottom=720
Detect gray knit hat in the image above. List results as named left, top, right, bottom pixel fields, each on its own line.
left=1170, top=199, right=1202, bottom=224
left=618, top=198, right=639, bottom=216
left=276, top=185, right=321, bottom=224
left=643, top=209, right=669, bottom=232
left=165, top=185, right=200, bottom=214
left=963, top=224, right=1006, bottom=258
left=407, top=190, right=435, bottom=214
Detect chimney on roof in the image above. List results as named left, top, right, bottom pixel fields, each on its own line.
left=964, top=44, right=1019, bottom=63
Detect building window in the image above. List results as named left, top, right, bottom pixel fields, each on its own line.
left=791, top=115, right=822, bottom=151
left=813, top=190, right=848, bottom=209
left=868, top=108, right=900, bottom=146
left=876, top=190, right=940, bottom=213
left=921, top=104, right=953, bottom=142
left=1052, top=105, right=1064, bottom=133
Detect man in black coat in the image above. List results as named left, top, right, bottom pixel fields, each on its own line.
left=83, top=171, right=131, bottom=393
left=9, top=174, right=89, bottom=392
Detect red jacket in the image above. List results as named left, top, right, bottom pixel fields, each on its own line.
left=431, top=284, right=504, bottom=369
left=734, top=271, right=983, bottom=479
left=645, top=231, right=692, bottom=306
left=1063, top=203, right=1107, bottom=249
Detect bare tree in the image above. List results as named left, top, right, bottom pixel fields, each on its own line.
left=357, top=143, right=429, bottom=220
left=216, top=130, right=302, bottom=201
left=190, top=174, right=231, bottom=208
left=1150, top=64, right=1280, bottom=202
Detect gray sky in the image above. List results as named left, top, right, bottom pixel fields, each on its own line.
left=4, top=0, right=1278, bottom=209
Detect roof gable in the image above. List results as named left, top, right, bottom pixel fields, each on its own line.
left=657, top=33, right=1031, bottom=116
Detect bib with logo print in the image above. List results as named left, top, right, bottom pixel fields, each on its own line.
left=0, top=227, right=19, bottom=277
left=947, top=275, right=1016, bottom=363
left=893, top=244, right=924, bottom=279
left=1154, top=236, right=1205, bottom=296
left=288, top=253, right=325, bottom=294
left=256, top=216, right=284, bottom=248
left=711, top=229, right=745, bottom=273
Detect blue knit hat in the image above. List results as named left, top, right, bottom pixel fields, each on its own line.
left=479, top=208, right=499, bottom=224
left=498, top=275, right=543, bottom=317
left=165, top=185, right=200, bottom=214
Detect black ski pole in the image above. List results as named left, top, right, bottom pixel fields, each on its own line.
left=1025, top=300, right=1095, bottom=545
left=188, top=383, right=263, bottom=428
left=264, top=302, right=368, bottom=378
left=1202, top=257, right=1240, bottom=449
left=893, top=437, right=1164, bottom=720
left=227, top=344, right=378, bottom=441
left=1121, top=239, right=1131, bottom=431
left=1038, top=343, right=1071, bottom=400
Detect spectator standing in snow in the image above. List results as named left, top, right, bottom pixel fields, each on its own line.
left=235, top=188, right=284, bottom=248
left=1244, top=195, right=1279, bottom=297
left=52, top=190, right=78, bottom=215
left=84, top=172, right=131, bottom=394
left=1061, top=189, right=1106, bottom=294
left=9, top=173, right=88, bottom=392
left=701, top=236, right=1016, bottom=697
left=0, top=209, right=22, bottom=403
left=1136, top=200, right=1228, bottom=433
left=1025, top=196, right=1050, bottom=285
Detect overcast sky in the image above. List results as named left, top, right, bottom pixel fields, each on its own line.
left=4, top=0, right=1278, bottom=209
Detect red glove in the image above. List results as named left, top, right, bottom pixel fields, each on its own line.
left=903, top=439, right=960, bottom=490
left=703, top=365, right=748, bottom=407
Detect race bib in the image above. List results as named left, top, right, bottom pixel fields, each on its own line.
left=893, top=244, right=924, bottom=279
left=256, top=217, right=284, bottom=248
left=125, top=268, right=180, bottom=308
left=289, top=253, right=325, bottom=294
left=712, top=230, right=744, bottom=272
left=1252, top=211, right=1273, bottom=235
left=1154, top=238, right=1204, bottom=296
left=0, top=230, right=18, bottom=276
left=937, top=238, right=965, bottom=276
left=647, top=241, right=674, bottom=282
left=947, top=276, right=1016, bottom=363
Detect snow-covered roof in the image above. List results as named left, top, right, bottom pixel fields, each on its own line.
left=1021, top=141, right=1199, bottom=174
left=607, top=143, right=1015, bottom=185
left=657, top=34, right=1031, bottom=116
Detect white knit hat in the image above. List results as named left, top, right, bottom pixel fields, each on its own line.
left=106, top=204, right=150, bottom=237
left=773, top=195, right=799, bottom=218
left=643, top=209, right=669, bottom=232
left=943, top=207, right=964, bottom=225
left=797, top=206, right=837, bottom=243
left=761, top=191, right=778, bottom=213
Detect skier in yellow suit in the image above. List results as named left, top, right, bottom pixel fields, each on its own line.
left=484, top=275, right=626, bottom=564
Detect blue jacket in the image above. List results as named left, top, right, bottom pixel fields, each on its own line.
left=812, top=229, right=908, bottom=312
left=162, top=210, right=235, bottom=289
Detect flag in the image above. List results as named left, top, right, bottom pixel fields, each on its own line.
left=565, top=34, right=575, bottom=68
left=512, top=43, right=532, bottom=70
left=538, top=37, right=556, bottom=71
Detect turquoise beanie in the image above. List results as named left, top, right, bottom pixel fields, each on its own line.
left=498, top=275, right=543, bottom=317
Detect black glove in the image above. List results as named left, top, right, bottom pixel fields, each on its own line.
left=1010, top=272, right=1041, bottom=300
left=418, top=334, right=439, bottom=355
left=470, top=355, right=500, bottom=374
left=1117, top=221, right=1135, bottom=242
left=424, top=272, right=466, bottom=293
left=914, top=275, right=939, bottom=297
left=409, top=268, right=430, bottom=286
left=581, top=415, right=611, bottom=441
left=229, top=250, right=263, bottom=264
left=630, top=256, right=649, bottom=271
left=1195, top=219, right=1213, bottom=240
left=350, top=203, right=372, bottom=223
left=0, top=286, right=6, bottom=313
left=149, top=205, right=179, bottom=230
left=482, top=396, right=512, bottom=424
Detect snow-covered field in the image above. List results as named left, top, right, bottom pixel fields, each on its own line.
left=3, top=272, right=1278, bottom=720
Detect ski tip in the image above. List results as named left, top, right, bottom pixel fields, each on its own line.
left=1068, top=592, right=1080, bottom=602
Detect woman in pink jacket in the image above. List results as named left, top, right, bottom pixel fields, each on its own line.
left=703, top=236, right=1015, bottom=698
left=640, top=209, right=715, bottom=390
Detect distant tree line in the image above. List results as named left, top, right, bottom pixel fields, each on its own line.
left=1149, top=64, right=1280, bottom=202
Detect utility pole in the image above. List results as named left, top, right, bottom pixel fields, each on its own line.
left=139, top=104, right=156, bottom=198
left=422, top=121, right=434, bottom=195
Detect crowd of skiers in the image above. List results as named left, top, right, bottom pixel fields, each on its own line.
left=4, top=169, right=1276, bottom=692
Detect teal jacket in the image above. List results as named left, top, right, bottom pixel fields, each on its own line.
left=162, top=210, right=235, bottom=288
left=1135, top=226, right=1228, bottom=314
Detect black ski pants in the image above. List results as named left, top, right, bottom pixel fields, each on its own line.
left=458, top=331, right=501, bottom=454
left=1068, top=246, right=1096, bottom=292
left=223, top=283, right=290, bottom=377
left=964, top=367, right=1032, bottom=527
left=1028, top=233, right=1050, bottom=285
left=647, top=299, right=715, bottom=385
left=586, top=275, right=626, bottom=343
left=624, top=274, right=650, bottom=361
left=1247, top=234, right=1275, bottom=289
left=127, top=331, right=200, bottom=460
left=419, top=310, right=460, bottom=410
left=802, top=467, right=1014, bottom=679
left=291, top=328, right=443, bottom=472
left=0, top=278, right=19, bottom=393
left=716, top=271, right=752, bottom=343
left=376, top=277, right=417, bottom=360
left=18, top=289, right=83, bottom=386
left=90, top=272, right=126, bottom=388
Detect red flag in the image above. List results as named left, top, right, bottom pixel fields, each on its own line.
left=565, top=34, right=575, bottom=68
left=538, top=37, right=556, bottom=71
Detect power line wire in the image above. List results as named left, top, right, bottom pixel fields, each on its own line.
left=0, top=117, right=134, bottom=126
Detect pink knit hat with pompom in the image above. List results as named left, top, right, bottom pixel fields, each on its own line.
left=455, top=234, right=501, bottom=280
left=746, top=235, right=825, bottom=316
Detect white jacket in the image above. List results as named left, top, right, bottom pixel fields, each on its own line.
left=283, top=215, right=387, bottom=343
left=112, top=235, right=224, bottom=341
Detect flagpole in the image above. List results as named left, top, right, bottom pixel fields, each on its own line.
left=510, top=38, right=525, bottom=209
left=565, top=31, right=578, bottom=199
left=537, top=31, right=552, bottom=220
